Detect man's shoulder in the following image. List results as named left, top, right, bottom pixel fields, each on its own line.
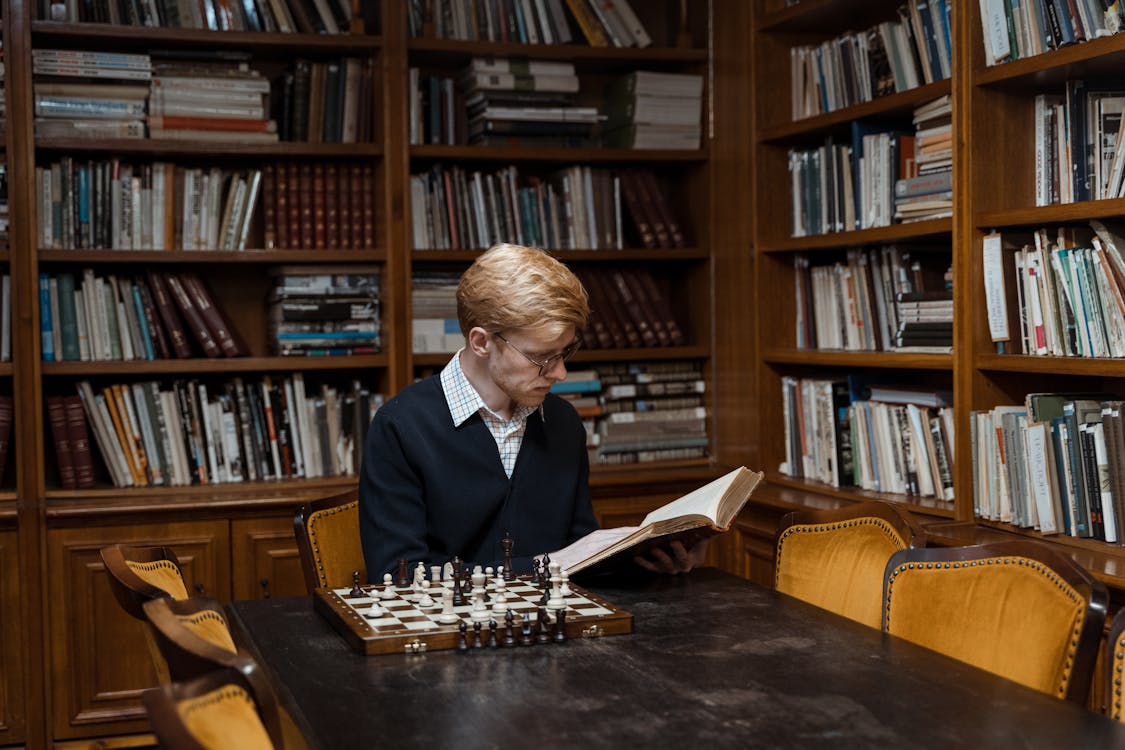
left=542, top=392, right=583, bottom=426
left=377, top=376, right=444, bottom=419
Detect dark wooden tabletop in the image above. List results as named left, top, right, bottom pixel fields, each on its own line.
left=227, top=568, right=1125, bottom=749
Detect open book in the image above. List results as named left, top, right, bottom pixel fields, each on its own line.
left=552, top=466, right=764, bottom=575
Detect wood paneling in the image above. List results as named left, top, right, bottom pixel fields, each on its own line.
left=0, top=528, right=25, bottom=744
left=231, top=516, right=305, bottom=600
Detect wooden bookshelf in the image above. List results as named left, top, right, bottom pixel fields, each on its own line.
left=767, top=473, right=957, bottom=518
left=763, top=348, right=952, bottom=370
left=411, top=248, right=710, bottom=262
left=38, top=249, right=387, bottom=263
left=34, top=139, right=383, bottom=157
left=30, top=21, right=384, bottom=51
left=409, top=144, right=706, bottom=162
left=758, top=218, right=953, bottom=252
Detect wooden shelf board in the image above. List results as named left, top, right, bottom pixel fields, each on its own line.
left=410, top=144, right=707, bottom=162
left=0, top=363, right=11, bottom=377
left=589, top=459, right=719, bottom=488
left=976, top=354, right=1125, bottom=376
left=974, top=34, right=1125, bottom=89
left=0, top=249, right=9, bottom=263
left=976, top=198, right=1125, bottom=229
left=767, top=473, right=957, bottom=518
left=758, top=217, right=952, bottom=252
left=35, top=138, right=382, bottom=158
left=45, top=477, right=359, bottom=518
left=763, top=348, right=952, bottom=369
left=31, top=21, right=382, bottom=51
left=0, top=498, right=17, bottom=519
left=758, top=80, right=951, bottom=144
left=408, top=38, right=706, bottom=65
left=42, top=354, right=389, bottom=375
left=412, top=345, right=710, bottom=368
left=411, top=248, right=709, bottom=262
left=39, top=249, right=386, bottom=263
left=756, top=0, right=901, bottom=32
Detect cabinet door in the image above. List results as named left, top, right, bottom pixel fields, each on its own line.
left=47, top=520, right=230, bottom=739
left=0, top=528, right=25, bottom=745
left=731, top=504, right=790, bottom=588
left=231, top=515, right=306, bottom=600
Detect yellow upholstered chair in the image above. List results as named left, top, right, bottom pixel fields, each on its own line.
left=143, top=666, right=281, bottom=750
left=1105, top=608, right=1125, bottom=720
left=883, top=541, right=1107, bottom=704
left=774, top=501, right=924, bottom=629
left=143, top=597, right=242, bottom=681
left=294, top=489, right=364, bottom=592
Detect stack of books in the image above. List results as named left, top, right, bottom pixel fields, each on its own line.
left=979, top=0, right=1123, bottom=66
left=412, top=269, right=462, bottom=353
left=894, top=96, right=952, bottom=222
left=575, top=267, right=685, bottom=350
left=44, top=0, right=358, bottom=33
left=274, top=58, right=374, bottom=143
left=268, top=265, right=381, bottom=357
left=149, top=57, right=276, bottom=143
left=32, top=49, right=151, bottom=139
left=603, top=71, right=703, bottom=150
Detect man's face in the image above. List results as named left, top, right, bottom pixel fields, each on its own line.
left=488, top=326, right=577, bottom=408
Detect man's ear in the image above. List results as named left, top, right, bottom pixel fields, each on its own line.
left=466, top=327, right=491, bottom=357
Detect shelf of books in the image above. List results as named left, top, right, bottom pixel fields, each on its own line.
left=405, top=0, right=718, bottom=474
left=752, top=0, right=957, bottom=515
left=965, top=0, right=1125, bottom=574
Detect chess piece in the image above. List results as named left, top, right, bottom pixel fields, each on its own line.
left=457, top=621, right=468, bottom=653
left=501, top=532, right=516, bottom=581
left=431, top=564, right=441, bottom=582
left=502, top=610, right=517, bottom=647
left=437, top=588, right=459, bottom=623
left=554, top=609, right=567, bottom=643
left=395, top=558, right=409, bottom=587
left=349, top=570, right=364, bottom=598
left=560, top=570, right=572, bottom=597
left=443, top=561, right=454, bottom=580
left=488, top=619, right=499, bottom=648
left=472, top=620, right=484, bottom=649
left=547, top=561, right=566, bottom=611
left=367, top=599, right=384, bottom=619
left=470, top=571, right=489, bottom=622
left=451, top=557, right=465, bottom=606
left=519, top=617, right=534, bottom=646
left=418, top=589, right=435, bottom=609
left=536, top=608, right=552, bottom=644
left=379, top=573, right=396, bottom=600
left=491, top=587, right=507, bottom=616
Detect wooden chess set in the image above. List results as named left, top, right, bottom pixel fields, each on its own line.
left=314, top=555, right=633, bottom=656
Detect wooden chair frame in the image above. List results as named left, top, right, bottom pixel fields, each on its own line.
left=1105, top=608, right=1125, bottom=720
left=143, top=665, right=283, bottom=750
left=882, top=541, right=1108, bottom=705
left=143, top=597, right=245, bottom=680
left=293, top=488, right=362, bottom=593
left=100, top=543, right=184, bottom=620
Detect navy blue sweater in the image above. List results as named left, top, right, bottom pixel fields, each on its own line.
left=359, top=375, right=598, bottom=577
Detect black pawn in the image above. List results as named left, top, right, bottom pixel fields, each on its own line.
left=554, top=609, right=567, bottom=643
left=395, top=558, right=409, bottom=587
left=457, top=621, right=469, bottom=653
left=536, top=608, right=552, bottom=644
left=349, top=570, right=364, bottom=598
left=519, top=617, right=534, bottom=646
left=472, top=620, right=484, bottom=649
left=502, top=610, right=517, bottom=647
left=488, top=619, right=499, bottom=648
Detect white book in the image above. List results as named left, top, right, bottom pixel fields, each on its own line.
left=218, top=173, right=243, bottom=250
left=237, top=170, right=262, bottom=251
left=196, top=383, right=220, bottom=483
left=76, top=382, right=129, bottom=486
left=519, top=0, right=540, bottom=43
left=131, top=175, right=143, bottom=250
left=291, top=373, right=314, bottom=479
left=160, top=389, right=190, bottom=486
left=152, top=162, right=166, bottom=251
left=221, top=401, right=243, bottom=481
left=1094, top=419, right=1118, bottom=543
left=49, top=277, right=62, bottom=363
left=283, top=378, right=305, bottom=479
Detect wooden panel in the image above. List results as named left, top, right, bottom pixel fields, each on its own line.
left=46, top=521, right=230, bottom=739
left=231, top=516, right=306, bottom=600
left=0, top=529, right=25, bottom=745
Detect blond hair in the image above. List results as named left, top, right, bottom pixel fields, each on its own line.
left=457, top=244, right=589, bottom=338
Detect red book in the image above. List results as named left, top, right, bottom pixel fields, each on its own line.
left=163, top=272, right=222, bottom=358
left=636, top=270, right=686, bottom=346
left=136, top=275, right=172, bottom=359
left=638, top=170, right=686, bottom=248
left=336, top=164, right=352, bottom=249
left=47, top=395, right=76, bottom=489
left=349, top=163, right=364, bottom=249
left=145, top=270, right=193, bottom=359
left=262, top=163, right=278, bottom=249
left=147, top=115, right=276, bottom=133
left=608, top=268, right=658, bottom=347
left=617, top=169, right=657, bottom=248
left=362, top=162, right=375, bottom=248
left=179, top=272, right=246, bottom=358
left=287, top=162, right=302, bottom=250
left=313, top=163, right=327, bottom=249
left=325, top=163, right=340, bottom=249
left=64, top=394, right=97, bottom=488
left=299, top=162, right=315, bottom=249
left=621, top=267, right=671, bottom=346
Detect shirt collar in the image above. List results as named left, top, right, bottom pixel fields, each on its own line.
left=440, top=349, right=545, bottom=427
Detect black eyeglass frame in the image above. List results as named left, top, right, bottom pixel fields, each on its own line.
left=492, top=332, right=581, bottom=376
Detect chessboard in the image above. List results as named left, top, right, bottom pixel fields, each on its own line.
left=314, top=575, right=633, bottom=655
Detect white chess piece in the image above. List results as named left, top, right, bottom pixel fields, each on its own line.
left=380, top=573, right=396, bottom=600
left=443, top=561, right=454, bottom=580
left=547, top=561, right=566, bottom=611
left=560, top=570, right=572, bottom=597
left=368, top=600, right=384, bottom=618
left=437, top=588, right=459, bottom=624
left=495, top=565, right=505, bottom=586
left=418, top=590, right=435, bottom=608
left=431, top=564, right=442, bottom=582
left=470, top=571, right=489, bottom=622
left=492, top=588, right=507, bottom=615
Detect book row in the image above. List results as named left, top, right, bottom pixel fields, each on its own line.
left=790, top=0, right=952, bottom=120
left=1034, top=82, right=1125, bottom=206
left=410, top=164, right=685, bottom=251
left=42, top=0, right=367, bottom=33
left=972, top=393, right=1125, bottom=544
left=984, top=222, right=1125, bottom=358
left=268, top=265, right=381, bottom=356
left=35, top=158, right=375, bottom=251
left=781, top=377, right=955, bottom=501
left=979, top=0, right=1123, bottom=66
left=38, top=270, right=245, bottom=362
left=63, top=375, right=382, bottom=489
left=793, top=247, right=953, bottom=352
left=408, top=0, right=654, bottom=48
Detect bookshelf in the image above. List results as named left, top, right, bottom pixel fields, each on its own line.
left=0, top=0, right=757, bottom=744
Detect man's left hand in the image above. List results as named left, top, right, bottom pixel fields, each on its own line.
left=633, top=538, right=709, bottom=575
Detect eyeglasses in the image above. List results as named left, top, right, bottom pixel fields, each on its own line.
left=493, top=333, right=581, bottom=376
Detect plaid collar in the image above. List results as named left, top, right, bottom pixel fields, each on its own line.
left=440, top=349, right=543, bottom=427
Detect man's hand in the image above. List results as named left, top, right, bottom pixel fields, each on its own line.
left=632, top=538, right=709, bottom=575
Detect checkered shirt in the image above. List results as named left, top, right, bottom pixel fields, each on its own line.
left=440, top=350, right=542, bottom=478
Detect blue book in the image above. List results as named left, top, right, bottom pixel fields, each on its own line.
left=550, top=380, right=601, bottom=395
left=77, top=165, right=90, bottom=247
left=56, top=272, right=80, bottom=361
left=511, top=0, right=529, bottom=43
left=132, top=283, right=155, bottom=360
left=39, top=273, right=54, bottom=362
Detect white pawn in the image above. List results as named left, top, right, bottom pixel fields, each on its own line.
left=547, top=561, right=566, bottom=611
left=380, top=573, right=396, bottom=600
left=437, top=588, right=459, bottom=624
left=419, top=590, right=435, bottom=608
left=368, top=600, right=384, bottom=618
left=492, top=588, right=507, bottom=615
left=560, top=570, right=573, bottom=597
left=495, top=566, right=506, bottom=586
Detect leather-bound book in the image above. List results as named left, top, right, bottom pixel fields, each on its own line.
left=262, top=163, right=278, bottom=249
left=362, top=162, right=375, bottom=248
left=313, top=162, right=327, bottom=248
left=336, top=163, right=352, bottom=249
left=47, top=395, right=77, bottom=489
left=608, top=268, right=657, bottom=347
left=145, top=270, right=193, bottom=358
left=639, top=169, right=686, bottom=247
left=299, top=162, right=315, bottom=249
left=179, top=272, right=246, bottom=357
left=64, top=394, right=97, bottom=488
left=135, top=275, right=172, bottom=359
left=618, top=169, right=657, bottom=248
left=325, top=163, right=340, bottom=248
left=163, top=272, right=222, bottom=358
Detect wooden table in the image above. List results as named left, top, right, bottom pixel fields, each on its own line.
left=227, top=568, right=1125, bottom=748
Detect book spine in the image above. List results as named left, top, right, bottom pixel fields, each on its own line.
left=163, top=272, right=222, bottom=357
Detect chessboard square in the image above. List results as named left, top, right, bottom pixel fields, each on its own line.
left=403, top=619, right=439, bottom=630
left=370, top=617, right=400, bottom=626
left=573, top=605, right=612, bottom=616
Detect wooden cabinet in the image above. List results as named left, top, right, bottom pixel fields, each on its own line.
left=231, top=515, right=305, bottom=600
left=46, top=521, right=229, bottom=739
left=0, top=528, right=25, bottom=745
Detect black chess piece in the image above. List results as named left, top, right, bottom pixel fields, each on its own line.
left=487, top=619, right=499, bottom=648
left=554, top=609, right=567, bottom=643
left=349, top=570, right=364, bottom=598
left=501, top=532, right=515, bottom=581
left=451, top=567, right=464, bottom=607
left=472, top=620, right=484, bottom=649
left=539, top=585, right=549, bottom=607
left=536, top=608, right=552, bottom=644
left=457, top=621, right=469, bottom=653
left=519, top=617, right=534, bottom=646
left=395, top=558, right=409, bottom=588
left=502, top=610, right=517, bottom=647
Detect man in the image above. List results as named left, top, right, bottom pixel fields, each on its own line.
left=359, top=243, right=703, bottom=577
